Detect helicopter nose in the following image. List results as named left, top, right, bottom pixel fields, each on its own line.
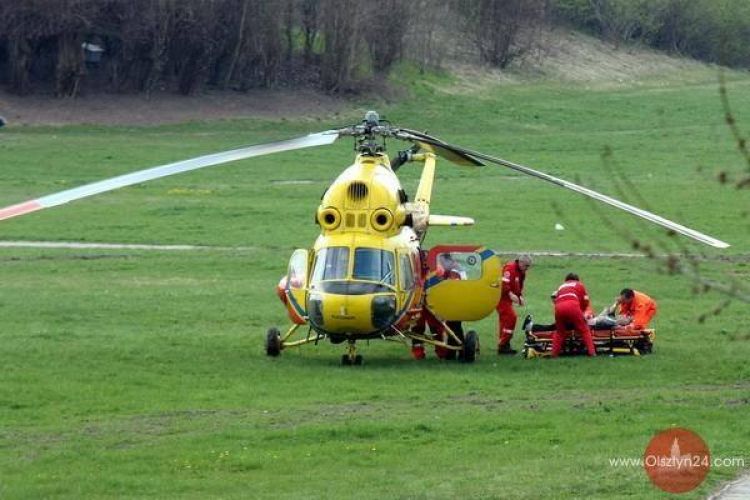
left=307, top=292, right=397, bottom=334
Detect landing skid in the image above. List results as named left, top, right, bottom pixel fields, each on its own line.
left=265, top=323, right=324, bottom=357
left=264, top=324, right=365, bottom=365
left=397, top=312, right=479, bottom=363
left=265, top=315, right=479, bottom=364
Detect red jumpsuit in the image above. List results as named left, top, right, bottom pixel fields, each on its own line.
left=412, top=264, right=462, bottom=360
left=436, top=265, right=464, bottom=358
left=496, top=260, right=526, bottom=347
left=551, top=279, right=596, bottom=357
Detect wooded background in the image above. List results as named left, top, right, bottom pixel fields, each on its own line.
left=0, top=0, right=748, bottom=97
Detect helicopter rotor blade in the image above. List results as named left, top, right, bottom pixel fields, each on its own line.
left=436, top=142, right=730, bottom=249
left=398, top=129, right=484, bottom=167
left=0, top=131, right=340, bottom=222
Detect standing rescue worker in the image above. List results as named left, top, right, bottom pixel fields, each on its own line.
left=617, top=288, right=657, bottom=329
left=551, top=273, right=596, bottom=357
left=411, top=253, right=465, bottom=360
left=438, top=253, right=465, bottom=359
left=496, top=254, right=532, bottom=355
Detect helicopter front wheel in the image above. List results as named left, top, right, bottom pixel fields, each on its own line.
left=341, top=354, right=364, bottom=366
left=341, top=340, right=363, bottom=366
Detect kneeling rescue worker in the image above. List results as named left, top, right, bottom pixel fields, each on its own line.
left=551, top=272, right=596, bottom=357
left=617, top=288, right=657, bottom=329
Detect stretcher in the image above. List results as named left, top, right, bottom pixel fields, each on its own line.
left=522, top=324, right=655, bottom=358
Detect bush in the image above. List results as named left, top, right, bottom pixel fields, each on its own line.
left=552, top=0, right=750, bottom=67
left=454, top=0, right=548, bottom=68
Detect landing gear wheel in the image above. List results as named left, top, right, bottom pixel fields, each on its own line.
left=461, top=330, right=478, bottom=363
left=265, top=327, right=281, bottom=357
left=341, top=340, right=360, bottom=366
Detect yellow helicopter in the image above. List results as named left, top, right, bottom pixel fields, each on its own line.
left=0, top=111, right=729, bottom=365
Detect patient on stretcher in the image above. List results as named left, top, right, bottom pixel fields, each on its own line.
left=524, top=304, right=622, bottom=332
left=527, top=315, right=623, bottom=332
left=526, top=287, right=657, bottom=333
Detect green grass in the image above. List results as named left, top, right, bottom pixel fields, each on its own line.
left=0, top=66, right=749, bottom=498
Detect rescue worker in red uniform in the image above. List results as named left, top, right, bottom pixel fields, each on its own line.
left=551, top=273, right=596, bottom=357
left=496, top=254, right=532, bottom=355
left=436, top=254, right=465, bottom=359
left=411, top=252, right=465, bottom=360
left=411, top=309, right=442, bottom=360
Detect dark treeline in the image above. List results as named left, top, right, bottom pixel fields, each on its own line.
left=0, top=0, right=546, bottom=96
left=0, top=0, right=748, bottom=98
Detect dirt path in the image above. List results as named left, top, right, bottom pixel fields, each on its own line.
left=0, top=88, right=347, bottom=126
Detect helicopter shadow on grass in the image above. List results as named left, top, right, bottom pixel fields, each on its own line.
left=255, top=344, right=568, bottom=372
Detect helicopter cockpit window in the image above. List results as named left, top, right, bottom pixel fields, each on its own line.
left=399, top=253, right=415, bottom=289
left=353, top=248, right=395, bottom=286
left=437, top=252, right=482, bottom=280
left=312, top=247, right=350, bottom=282
left=287, top=249, right=308, bottom=289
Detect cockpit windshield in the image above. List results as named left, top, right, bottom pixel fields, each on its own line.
left=353, top=248, right=395, bottom=286
left=311, top=247, right=349, bottom=282
left=311, top=246, right=396, bottom=293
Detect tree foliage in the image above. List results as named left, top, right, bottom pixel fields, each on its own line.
left=552, top=0, right=750, bottom=67
left=0, top=0, right=549, bottom=96
left=0, top=0, right=748, bottom=97
left=455, top=0, right=548, bottom=68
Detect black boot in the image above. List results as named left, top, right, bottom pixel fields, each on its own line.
left=498, top=343, right=518, bottom=355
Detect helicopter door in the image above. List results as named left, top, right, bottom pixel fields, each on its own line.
left=397, top=250, right=417, bottom=311
left=285, top=249, right=310, bottom=322
left=424, top=245, right=502, bottom=321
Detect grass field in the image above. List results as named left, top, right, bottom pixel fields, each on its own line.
left=1, top=64, right=749, bottom=498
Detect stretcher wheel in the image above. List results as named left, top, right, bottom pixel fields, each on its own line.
left=265, top=327, right=281, bottom=357
left=462, top=330, right=478, bottom=363
left=636, top=339, right=653, bottom=354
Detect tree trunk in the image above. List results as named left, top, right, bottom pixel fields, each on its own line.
left=9, top=38, right=33, bottom=95
left=224, top=0, right=249, bottom=88
left=55, top=32, right=85, bottom=97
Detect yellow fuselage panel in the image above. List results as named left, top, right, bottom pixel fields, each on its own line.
left=313, top=227, right=416, bottom=253
left=310, top=292, right=379, bottom=333
left=426, top=253, right=502, bottom=321
left=318, top=154, right=405, bottom=236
